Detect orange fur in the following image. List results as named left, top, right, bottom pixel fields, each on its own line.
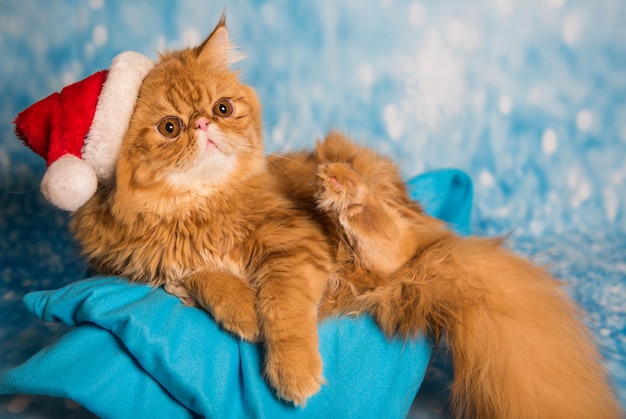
left=70, top=18, right=621, bottom=417
left=71, top=18, right=329, bottom=406
left=273, top=132, right=621, bottom=418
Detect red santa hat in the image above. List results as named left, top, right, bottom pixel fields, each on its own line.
left=14, top=51, right=155, bottom=211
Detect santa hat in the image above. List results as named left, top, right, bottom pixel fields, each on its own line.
left=14, top=51, right=155, bottom=211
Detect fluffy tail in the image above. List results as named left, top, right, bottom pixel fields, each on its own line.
left=369, top=233, right=621, bottom=418
left=306, top=132, right=620, bottom=417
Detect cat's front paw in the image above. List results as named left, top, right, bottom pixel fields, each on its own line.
left=316, top=162, right=366, bottom=213
left=164, top=282, right=199, bottom=307
left=264, top=343, right=325, bottom=406
left=214, top=303, right=260, bottom=343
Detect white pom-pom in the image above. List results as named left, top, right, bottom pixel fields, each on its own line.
left=41, top=154, right=98, bottom=211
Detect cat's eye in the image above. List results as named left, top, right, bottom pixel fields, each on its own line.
left=213, top=99, right=234, bottom=118
left=156, top=116, right=183, bottom=139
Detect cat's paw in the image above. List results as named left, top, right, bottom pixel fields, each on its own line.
left=264, top=344, right=325, bottom=406
left=316, top=162, right=367, bottom=213
left=180, top=273, right=261, bottom=343
left=164, top=282, right=199, bottom=307
left=213, top=303, right=260, bottom=343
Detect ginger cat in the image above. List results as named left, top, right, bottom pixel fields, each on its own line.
left=70, top=17, right=621, bottom=418
left=71, top=18, right=329, bottom=405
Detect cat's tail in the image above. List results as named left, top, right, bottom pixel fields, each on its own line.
left=364, top=232, right=621, bottom=419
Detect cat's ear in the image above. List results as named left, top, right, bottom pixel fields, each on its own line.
left=195, top=14, right=243, bottom=67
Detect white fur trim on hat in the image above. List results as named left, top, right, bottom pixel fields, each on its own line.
left=41, top=154, right=98, bottom=212
left=82, top=51, right=155, bottom=183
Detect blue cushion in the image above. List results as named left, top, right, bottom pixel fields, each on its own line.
left=406, top=168, right=473, bottom=236
left=0, top=169, right=472, bottom=418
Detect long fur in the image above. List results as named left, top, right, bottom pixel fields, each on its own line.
left=71, top=19, right=329, bottom=406
left=70, top=18, right=621, bottom=417
left=271, top=132, right=621, bottom=418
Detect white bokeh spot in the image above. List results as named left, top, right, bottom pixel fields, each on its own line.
left=479, top=169, right=496, bottom=188
left=446, top=19, right=465, bottom=45
left=156, top=35, right=167, bottom=53
left=567, top=168, right=592, bottom=208
left=89, top=0, right=105, bottom=10
left=576, top=109, right=593, bottom=132
left=401, top=31, right=465, bottom=130
left=383, top=104, right=405, bottom=141
left=408, top=2, right=427, bottom=27
left=546, top=0, right=565, bottom=8
left=571, top=181, right=591, bottom=207
left=261, top=2, right=279, bottom=26
left=182, top=28, right=202, bottom=48
left=562, top=13, right=581, bottom=46
left=84, top=43, right=95, bottom=58
left=542, top=129, right=558, bottom=155
left=446, top=20, right=480, bottom=51
left=495, top=0, right=515, bottom=16
left=603, top=186, right=618, bottom=222
left=527, top=86, right=544, bottom=105
left=92, top=25, right=108, bottom=48
left=271, top=113, right=288, bottom=146
left=358, top=63, right=375, bottom=87
left=498, top=95, right=513, bottom=115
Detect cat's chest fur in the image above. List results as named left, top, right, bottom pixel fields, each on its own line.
left=72, top=180, right=294, bottom=286
left=129, top=192, right=279, bottom=283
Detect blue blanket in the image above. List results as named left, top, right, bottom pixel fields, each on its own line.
left=0, top=169, right=471, bottom=418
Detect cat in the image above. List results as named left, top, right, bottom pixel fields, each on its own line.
left=70, top=17, right=330, bottom=405
left=69, top=17, right=622, bottom=418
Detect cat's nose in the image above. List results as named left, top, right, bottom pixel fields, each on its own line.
left=195, top=116, right=209, bottom=131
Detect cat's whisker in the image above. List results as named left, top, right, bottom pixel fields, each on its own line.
left=228, top=138, right=309, bottom=169
left=23, top=206, right=58, bottom=229
left=4, top=183, right=42, bottom=194
left=262, top=154, right=289, bottom=173
left=263, top=152, right=308, bottom=169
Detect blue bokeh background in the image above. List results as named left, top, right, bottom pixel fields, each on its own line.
left=1, top=1, right=624, bottom=417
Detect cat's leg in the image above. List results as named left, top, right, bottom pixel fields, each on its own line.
left=254, top=230, right=330, bottom=406
left=256, top=266, right=327, bottom=406
left=316, top=162, right=409, bottom=275
left=179, top=270, right=260, bottom=343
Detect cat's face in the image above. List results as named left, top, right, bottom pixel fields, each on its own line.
left=119, top=20, right=264, bottom=194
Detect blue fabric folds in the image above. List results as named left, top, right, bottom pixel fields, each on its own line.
left=0, top=169, right=472, bottom=418
left=406, top=169, right=473, bottom=236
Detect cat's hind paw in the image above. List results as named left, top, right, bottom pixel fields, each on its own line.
left=316, top=162, right=367, bottom=214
